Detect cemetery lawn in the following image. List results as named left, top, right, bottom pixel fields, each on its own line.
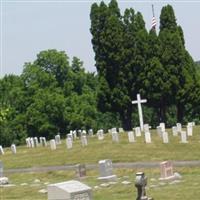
left=1, top=126, right=200, bottom=169
left=1, top=167, right=200, bottom=200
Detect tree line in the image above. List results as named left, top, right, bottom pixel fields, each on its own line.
left=0, top=1, right=200, bottom=146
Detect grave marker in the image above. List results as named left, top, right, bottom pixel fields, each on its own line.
left=172, top=126, right=178, bottom=136
left=47, top=180, right=92, bottom=200
left=135, top=127, right=141, bottom=137
left=144, top=132, right=151, bottom=143
left=98, top=159, right=117, bottom=181
left=66, top=137, right=73, bottom=149
left=132, top=94, right=147, bottom=131
left=11, top=144, right=17, bottom=154
left=159, top=161, right=175, bottom=180
left=180, top=131, right=188, bottom=143
left=81, top=136, right=88, bottom=147
left=0, top=146, right=4, bottom=155
left=50, top=139, right=56, bottom=150
left=55, top=134, right=61, bottom=145
left=127, top=131, right=135, bottom=143
left=162, top=132, right=169, bottom=144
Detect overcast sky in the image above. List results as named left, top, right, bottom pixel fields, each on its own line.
left=1, top=0, right=200, bottom=77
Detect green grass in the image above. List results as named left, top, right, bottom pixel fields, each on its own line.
left=1, top=126, right=200, bottom=199
left=1, top=126, right=200, bottom=169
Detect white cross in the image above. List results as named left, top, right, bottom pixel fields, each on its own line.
left=132, top=94, right=147, bottom=131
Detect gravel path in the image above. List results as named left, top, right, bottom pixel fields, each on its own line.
left=4, top=160, right=200, bottom=174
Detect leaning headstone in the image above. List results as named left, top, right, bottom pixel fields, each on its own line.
left=144, top=132, right=151, bottom=143
left=47, top=180, right=92, bottom=200
left=135, top=127, right=141, bottom=137
left=172, top=126, right=178, bottom=136
left=0, top=146, right=4, bottom=155
left=159, top=161, right=175, bottom=180
left=180, top=131, right=188, bottom=143
left=81, top=136, right=88, bottom=147
left=11, top=144, right=17, bottom=154
left=76, top=164, right=86, bottom=178
left=98, top=159, right=117, bottom=181
left=0, top=161, right=3, bottom=177
left=127, top=131, right=135, bottom=143
left=66, top=137, right=73, bottom=149
left=50, top=139, right=56, bottom=150
left=162, top=132, right=169, bottom=144
left=55, top=134, right=61, bottom=145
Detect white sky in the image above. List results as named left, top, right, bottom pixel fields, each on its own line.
left=1, top=0, right=200, bottom=77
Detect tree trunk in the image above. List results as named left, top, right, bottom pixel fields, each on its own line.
left=177, top=102, right=184, bottom=123
left=159, top=98, right=166, bottom=123
left=121, top=109, right=132, bottom=131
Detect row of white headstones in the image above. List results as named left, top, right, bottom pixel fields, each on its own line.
left=0, top=122, right=195, bottom=154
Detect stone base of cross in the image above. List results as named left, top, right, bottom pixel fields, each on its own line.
left=132, top=94, right=147, bottom=131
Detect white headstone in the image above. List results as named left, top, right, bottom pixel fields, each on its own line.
left=0, top=146, right=5, bottom=155
left=159, top=161, right=175, bottom=180
left=88, top=129, right=93, bottom=137
left=176, top=123, right=182, bottom=133
left=144, top=132, right=151, bottom=143
left=66, top=137, right=73, bottom=149
left=47, top=180, right=92, bottom=200
left=143, top=124, right=150, bottom=133
left=81, top=136, right=88, bottom=147
left=159, top=123, right=165, bottom=132
left=156, top=126, right=162, bottom=137
left=127, top=131, right=135, bottom=143
left=26, top=138, right=31, bottom=148
left=118, top=128, right=124, bottom=133
left=34, top=137, right=39, bottom=147
left=72, top=130, right=77, bottom=139
left=11, top=144, right=17, bottom=154
left=162, top=132, right=169, bottom=144
left=97, top=130, right=104, bottom=140
left=55, top=134, right=61, bottom=145
left=135, top=127, right=141, bottom=137
left=132, top=94, right=147, bottom=131
left=172, top=126, right=178, bottom=136
left=50, top=139, right=56, bottom=150
left=180, top=131, right=188, bottom=143
left=187, top=124, right=193, bottom=136
left=30, top=137, right=35, bottom=148
left=98, top=159, right=117, bottom=181
left=111, top=131, right=119, bottom=143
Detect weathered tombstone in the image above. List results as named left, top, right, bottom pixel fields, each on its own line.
left=72, top=130, right=77, bottom=140
left=135, top=127, right=141, bottom=137
left=128, top=131, right=135, bottom=143
left=26, top=137, right=31, bottom=147
left=88, top=129, right=93, bottom=137
left=172, top=126, right=178, bottom=136
left=76, top=164, right=86, bottom=178
left=187, top=124, right=193, bottom=136
left=47, top=180, right=92, bottom=200
left=118, top=127, right=124, bottom=133
left=55, top=134, right=61, bottom=145
left=144, top=132, right=151, bottom=143
left=98, top=159, right=117, bottom=181
left=180, top=131, right=188, bottom=143
left=66, top=137, right=73, bottom=149
left=156, top=126, right=162, bottom=137
left=34, top=137, right=39, bottom=147
left=162, top=132, right=169, bottom=144
left=159, top=122, right=165, bottom=132
left=159, top=161, right=175, bottom=180
left=30, top=137, right=35, bottom=148
left=0, top=161, right=3, bottom=177
left=97, top=130, right=104, bottom=140
left=135, top=172, right=153, bottom=200
left=143, top=124, right=150, bottom=133
left=176, top=123, right=182, bottom=133
left=81, top=136, right=88, bottom=147
left=81, top=130, right=87, bottom=137
left=112, top=131, right=119, bottom=143
left=0, top=146, right=5, bottom=155
left=50, top=139, right=56, bottom=150
left=11, top=144, right=17, bottom=154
